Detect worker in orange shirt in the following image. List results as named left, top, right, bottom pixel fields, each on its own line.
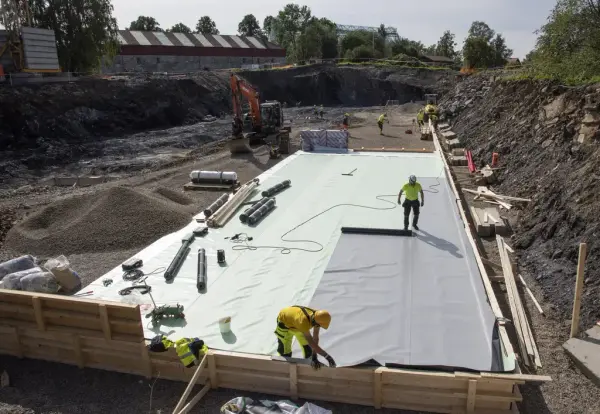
left=275, top=305, right=336, bottom=370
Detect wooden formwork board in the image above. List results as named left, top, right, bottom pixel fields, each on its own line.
left=1, top=288, right=550, bottom=413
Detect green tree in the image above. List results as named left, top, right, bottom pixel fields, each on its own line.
left=296, top=18, right=338, bottom=60
left=128, top=16, right=162, bottom=31
left=389, top=37, right=425, bottom=58
left=273, top=3, right=312, bottom=56
left=167, top=23, right=192, bottom=33
left=263, top=15, right=276, bottom=36
left=462, top=21, right=512, bottom=68
left=468, top=21, right=495, bottom=42
left=491, top=33, right=513, bottom=66
left=345, top=44, right=376, bottom=61
left=196, top=16, right=219, bottom=34
left=238, top=14, right=262, bottom=37
left=435, top=30, right=457, bottom=59
left=27, top=0, right=118, bottom=72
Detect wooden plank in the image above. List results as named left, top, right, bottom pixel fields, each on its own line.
left=208, top=352, right=218, bottom=389
left=571, top=243, right=587, bottom=338
left=13, top=326, right=23, bottom=358
left=289, top=363, right=298, bottom=400
left=374, top=368, right=383, bottom=409
left=141, top=341, right=152, bottom=379
left=98, top=304, right=111, bottom=340
left=351, top=147, right=434, bottom=153
left=431, top=124, right=514, bottom=359
left=178, top=382, right=211, bottom=414
left=518, top=274, right=544, bottom=315
left=497, top=235, right=530, bottom=366
left=173, top=354, right=207, bottom=414
left=467, top=379, right=477, bottom=412
left=72, top=334, right=84, bottom=368
left=32, top=297, right=46, bottom=330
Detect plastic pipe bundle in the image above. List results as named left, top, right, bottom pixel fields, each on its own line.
left=247, top=198, right=276, bottom=225
left=261, top=180, right=291, bottom=197
left=204, top=193, right=229, bottom=218
left=208, top=178, right=260, bottom=228
left=190, top=171, right=238, bottom=184
left=240, top=197, right=272, bottom=223
left=197, top=248, right=207, bottom=292
left=164, top=233, right=195, bottom=281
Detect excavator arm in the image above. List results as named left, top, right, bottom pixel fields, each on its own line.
left=231, top=74, right=262, bottom=136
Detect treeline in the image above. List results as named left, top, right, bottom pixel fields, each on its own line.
left=2, top=1, right=516, bottom=72
left=525, top=0, right=600, bottom=83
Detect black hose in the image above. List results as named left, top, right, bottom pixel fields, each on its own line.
left=262, top=180, right=291, bottom=197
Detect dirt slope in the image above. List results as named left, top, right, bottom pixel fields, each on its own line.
left=239, top=64, right=456, bottom=106
left=440, top=75, right=600, bottom=328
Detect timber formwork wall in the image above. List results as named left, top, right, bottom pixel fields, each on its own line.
left=0, top=289, right=545, bottom=413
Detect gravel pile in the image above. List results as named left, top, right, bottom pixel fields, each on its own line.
left=4, top=186, right=193, bottom=256
left=153, top=186, right=194, bottom=206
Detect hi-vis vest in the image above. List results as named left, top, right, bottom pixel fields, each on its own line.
left=175, top=337, right=207, bottom=368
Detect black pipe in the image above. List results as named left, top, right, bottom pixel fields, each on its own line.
left=248, top=198, right=276, bottom=225
left=197, top=248, right=207, bottom=292
left=164, top=234, right=195, bottom=281
left=261, top=180, right=291, bottom=197
left=340, top=227, right=413, bottom=237
left=204, top=193, right=229, bottom=218
left=240, top=197, right=271, bottom=223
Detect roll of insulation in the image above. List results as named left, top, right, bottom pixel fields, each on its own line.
left=239, top=197, right=271, bottom=223
left=261, top=180, right=291, bottom=197
left=204, top=193, right=229, bottom=218
left=197, top=248, right=207, bottom=292
left=248, top=198, right=276, bottom=225
left=190, top=171, right=238, bottom=184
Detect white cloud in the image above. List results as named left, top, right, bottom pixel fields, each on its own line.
left=112, top=0, right=557, bottom=58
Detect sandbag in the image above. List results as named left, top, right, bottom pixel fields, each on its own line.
left=0, top=255, right=36, bottom=280
left=20, top=271, right=59, bottom=293
left=220, top=397, right=331, bottom=414
left=44, top=255, right=81, bottom=292
left=2, top=267, right=44, bottom=290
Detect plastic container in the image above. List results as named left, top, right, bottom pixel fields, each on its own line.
left=44, top=255, right=81, bottom=292
left=219, top=316, right=232, bottom=334
left=0, top=255, right=36, bottom=281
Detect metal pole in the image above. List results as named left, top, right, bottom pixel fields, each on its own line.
left=570, top=242, right=587, bottom=338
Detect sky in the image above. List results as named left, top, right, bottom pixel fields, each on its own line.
left=112, top=0, right=558, bottom=58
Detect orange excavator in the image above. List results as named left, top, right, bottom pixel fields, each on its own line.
left=229, top=73, right=291, bottom=155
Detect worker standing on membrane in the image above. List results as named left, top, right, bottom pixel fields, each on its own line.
left=398, top=175, right=424, bottom=231
left=377, top=113, right=388, bottom=135
left=275, top=305, right=336, bottom=370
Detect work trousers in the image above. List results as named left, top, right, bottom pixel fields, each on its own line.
left=378, top=121, right=383, bottom=132
left=275, top=321, right=313, bottom=358
left=403, top=199, right=420, bottom=229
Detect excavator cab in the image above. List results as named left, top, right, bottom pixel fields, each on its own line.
left=260, top=101, right=284, bottom=135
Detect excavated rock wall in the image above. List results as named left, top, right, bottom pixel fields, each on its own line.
left=239, top=65, right=456, bottom=106
left=440, top=75, right=600, bottom=327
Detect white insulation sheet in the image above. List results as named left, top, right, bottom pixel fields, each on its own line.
left=89, top=151, right=505, bottom=371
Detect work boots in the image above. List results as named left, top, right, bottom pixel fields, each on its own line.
left=413, top=215, right=419, bottom=231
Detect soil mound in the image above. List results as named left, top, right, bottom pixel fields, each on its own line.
left=5, top=187, right=192, bottom=256
left=153, top=187, right=194, bottom=206
left=439, top=75, right=600, bottom=327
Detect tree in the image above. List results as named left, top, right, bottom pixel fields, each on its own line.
left=468, top=21, right=495, bottom=42
left=435, top=30, right=457, bottom=59
left=389, top=37, right=425, bottom=58
left=263, top=15, right=276, bottom=36
left=491, top=34, right=513, bottom=66
left=26, top=0, right=118, bottom=72
left=273, top=3, right=312, bottom=55
left=340, top=30, right=384, bottom=60
left=345, top=45, right=376, bottom=62
left=167, top=23, right=192, bottom=33
left=238, top=14, right=262, bottom=37
left=196, top=16, right=219, bottom=34
left=377, top=24, right=386, bottom=40
left=129, top=16, right=162, bottom=32
left=296, top=18, right=338, bottom=60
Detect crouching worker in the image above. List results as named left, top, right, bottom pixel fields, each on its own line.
left=275, top=306, right=336, bottom=370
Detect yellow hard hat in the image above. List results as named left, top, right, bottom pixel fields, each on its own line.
left=313, top=310, right=331, bottom=329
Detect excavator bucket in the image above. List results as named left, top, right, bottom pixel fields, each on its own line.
left=228, top=136, right=254, bottom=154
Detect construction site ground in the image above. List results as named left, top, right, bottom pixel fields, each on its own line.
left=0, top=101, right=598, bottom=413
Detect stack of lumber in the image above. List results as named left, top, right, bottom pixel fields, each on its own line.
left=470, top=206, right=507, bottom=237
left=497, top=235, right=542, bottom=369
left=464, top=186, right=532, bottom=211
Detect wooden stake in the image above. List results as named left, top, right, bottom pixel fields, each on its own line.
left=289, top=363, right=298, bottom=400
left=570, top=243, right=587, bottom=338
left=172, top=354, right=207, bottom=414
left=467, top=379, right=477, bottom=412
left=98, top=304, right=111, bottom=340
left=373, top=368, right=383, bottom=409
left=32, top=297, right=45, bottom=330
left=178, top=382, right=211, bottom=414
left=518, top=274, right=544, bottom=315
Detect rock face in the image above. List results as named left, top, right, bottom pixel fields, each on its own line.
left=439, top=76, right=600, bottom=328
left=239, top=64, right=455, bottom=106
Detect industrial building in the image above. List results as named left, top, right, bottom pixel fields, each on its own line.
left=102, top=30, right=287, bottom=73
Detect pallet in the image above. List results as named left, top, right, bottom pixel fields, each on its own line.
left=183, top=182, right=238, bottom=191
left=0, top=287, right=550, bottom=413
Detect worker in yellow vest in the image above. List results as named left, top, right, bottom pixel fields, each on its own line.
left=175, top=337, right=208, bottom=368
left=377, top=113, right=388, bottom=135
left=398, top=175, right=424, bottom=231
left=417, top=109, right=425, bottom=127
left=275, top=305, right=336, bottom=370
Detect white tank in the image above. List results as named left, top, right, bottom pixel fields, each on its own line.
left=189, top=171, right=238, bottom=182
